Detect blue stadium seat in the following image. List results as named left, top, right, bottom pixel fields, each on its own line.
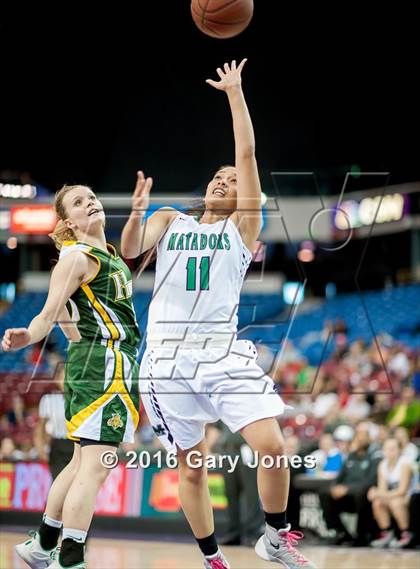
left=1, top=285, right=418, bottom=371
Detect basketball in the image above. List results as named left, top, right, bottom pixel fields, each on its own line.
left=191, top=0, right=254, bottom=39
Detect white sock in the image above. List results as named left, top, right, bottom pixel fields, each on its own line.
left=43, top=514, right=62, bottom=529
left=62, top=528, right=87, bottom=543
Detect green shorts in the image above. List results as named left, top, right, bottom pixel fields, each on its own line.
left=64, top=341, right=139, bottom=444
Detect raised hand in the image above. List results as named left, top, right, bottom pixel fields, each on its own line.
left=131, top=171, right=153, bottom=216
left=206, top=59, right=247, bottom=92
left=2, top=328, right=31, bottom=352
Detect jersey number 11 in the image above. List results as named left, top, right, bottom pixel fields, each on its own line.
left=186, top=256, right=210, bottom=291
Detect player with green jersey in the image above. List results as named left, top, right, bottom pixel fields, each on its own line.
left=61, top=240, right=140, bottom=444
left=2, top=182, right=144, bottom=569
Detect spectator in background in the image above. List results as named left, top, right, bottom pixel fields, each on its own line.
left=28, top=335, right=59, bottom=370
left=319, top=429, right=379, bottom=546
left=333, top=318, right=348, bottom=355
left=388, top=345, right=411, bottom=380
left=359, top=423, right=389, bottom=463
left=341, top=394, right=371, bottom=424
left=21, top=440, right=39, bottom=461
left=322, top=405, right=344, bottom=433
left=368, top=438, right=417, bottom=548
left=312, top=378, right=339, bottom=420
left=5, top=394, right=27, bottom=427
left=0, top=414, right=12, bottom=434
left=322, top=318, right=348, bottom=358
left=332, top=425, right=354, bottom=461
left=354, top=421, right=384, bottom=462
left=310, top=433, right=343, bottom=475
left=294, top=359, right=315, bottom=391
left=370, top=393, right=393, bottom=424
left=278, top=339, right=303, bottom=365
left=35, top=367, right=73, bottom=480
left=373, top=424, right=390, bottom=449
left=0, top=437, right=24, bottom=461
left=271, top=340, right=305, bottom=391
left=393, top=426, right=419, bottom=464
left=342, top=339, right=368, bottom=369
left=387, top=385, right=420, bottom=430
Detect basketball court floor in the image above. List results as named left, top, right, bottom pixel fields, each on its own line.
left=1, top=530, right=418, bottom=569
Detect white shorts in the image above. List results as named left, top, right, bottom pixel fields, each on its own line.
left=139, top=339, right=289, bottom=452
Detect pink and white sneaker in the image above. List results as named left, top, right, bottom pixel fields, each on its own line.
left=370, top=530, right=394, bottom=548
left=203, top=548, right=230, bottom=569
left=255, top=524, right=317, bottom=568
left=389, top=531, right=414, bottom=548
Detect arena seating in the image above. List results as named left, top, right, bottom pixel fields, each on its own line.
left=0, top=284, right=418, bottom=372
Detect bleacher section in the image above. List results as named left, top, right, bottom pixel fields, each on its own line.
left=0, top=284, right=418, bottom=374
left=240, top=284, right=420, bottom=365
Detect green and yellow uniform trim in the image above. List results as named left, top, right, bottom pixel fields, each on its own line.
left=60, top=241, right=140, bottom=444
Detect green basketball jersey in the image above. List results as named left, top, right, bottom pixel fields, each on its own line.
left=60, top=240, right=140, bottom=353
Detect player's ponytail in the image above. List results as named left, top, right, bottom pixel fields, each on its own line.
left=49, top=218, right=76, bottom=250
left=49, top=184, right=90, bottom=250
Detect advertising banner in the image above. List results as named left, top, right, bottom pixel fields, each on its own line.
left=140, top=466, right=227, bottom=517
left=0, top=462, right=142, bottom=517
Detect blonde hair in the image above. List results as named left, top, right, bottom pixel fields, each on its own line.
left=49, top=184, right=91, bottom=250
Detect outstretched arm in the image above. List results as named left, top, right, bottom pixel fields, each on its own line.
left=207, top=59, right=262, bottom=250
left=1, top=252, right=89, bottom=351
left=121, top=171, right=179, bottom=259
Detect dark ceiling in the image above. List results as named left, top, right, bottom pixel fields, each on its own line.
left=1, top=4, right=418, bottom=195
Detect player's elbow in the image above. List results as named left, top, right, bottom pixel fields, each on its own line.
left=121, top=242, right=138, bottom=259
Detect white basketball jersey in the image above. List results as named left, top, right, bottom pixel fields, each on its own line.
left=146, top=212, right=252, bottom=342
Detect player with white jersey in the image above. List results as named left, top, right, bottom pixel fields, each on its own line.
left=122, top=59, right=316, bottom=569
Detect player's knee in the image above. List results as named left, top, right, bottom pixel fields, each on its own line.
left=182, top=465, right=206, bottom=485
left=80, top=456, right=113, bottom=485
left=256, top=439, right=285, bottom=459
left=178, top=455, right=206, bottom=485
left=94, top=464, right=112, bottom=485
